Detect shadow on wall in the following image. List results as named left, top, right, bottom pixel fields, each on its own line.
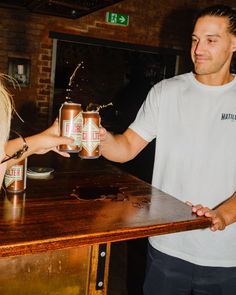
left=159, top=6, right=199, bottom=74
left=11, top=101, right=40, bottom=136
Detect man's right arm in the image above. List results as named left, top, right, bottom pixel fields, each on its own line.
left=100, top=127, right=149, bottom=163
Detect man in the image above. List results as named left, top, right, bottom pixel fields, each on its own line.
left=100, top=5, right=236, bottom=295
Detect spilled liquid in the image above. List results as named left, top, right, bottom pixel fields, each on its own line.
left=70, top=185, right=128, bottom=201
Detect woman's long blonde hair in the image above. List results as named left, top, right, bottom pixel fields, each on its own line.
left=0, top=75, right=12, bottom=156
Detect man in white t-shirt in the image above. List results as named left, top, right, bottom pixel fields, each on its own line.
left=100, top=4, right=236, bottom=295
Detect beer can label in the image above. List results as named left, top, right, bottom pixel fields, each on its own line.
left=82, top=120, right=100, bottom=153
left=62, top=112, right=83, bottom=146
left=4, top=165, right=24, bottom=188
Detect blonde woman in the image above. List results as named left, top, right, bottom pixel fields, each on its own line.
left=0, top=75, right=73, bottom=186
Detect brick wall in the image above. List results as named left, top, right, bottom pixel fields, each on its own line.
left=0, top=0, right=235, bottom=130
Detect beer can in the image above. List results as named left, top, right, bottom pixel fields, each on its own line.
left=3, top=192, right=26, bottom=222
left=4, top=158, right=27, bottom=193
left=59, top=102, right=83, bottom=153
left=80, top=111, right=101, bottom=159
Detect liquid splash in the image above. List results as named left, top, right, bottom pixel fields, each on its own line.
left=65, top=62, right=84, bottom=101
left=86, top=102, right=113, bottom=112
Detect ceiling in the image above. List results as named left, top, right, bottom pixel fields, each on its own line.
left=0, top=0, right=125, bottom=19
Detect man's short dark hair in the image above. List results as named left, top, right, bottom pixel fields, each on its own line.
left=195, top=5, right=236, bottom=36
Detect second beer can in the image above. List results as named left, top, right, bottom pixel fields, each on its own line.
left=4, top=159, right=27, bottom=193
left=59, top=102, right=83, bottom=153
left=80, top=111, right=101, bottom=159
left=3, top=192, right=26, bottom=222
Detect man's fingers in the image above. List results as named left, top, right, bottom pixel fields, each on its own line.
left=99, top=127, right=107, bottom=140
left=191, top=204, right=203, bottom=213
left=186, top=202, right=227, bottom=232
left=210, top=220, right=225, bottom=231
left=186, top=201, right=193, bottom=207
left=191, top=204, right=212, bottom=216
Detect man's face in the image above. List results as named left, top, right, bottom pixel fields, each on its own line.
left=191, top=15, right=236, bottom=76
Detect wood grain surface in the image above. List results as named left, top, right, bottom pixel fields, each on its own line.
left=0, top=154, right=211, bottom=257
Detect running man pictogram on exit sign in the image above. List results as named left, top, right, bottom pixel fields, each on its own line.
left=106, top=12, right=129, bottom=26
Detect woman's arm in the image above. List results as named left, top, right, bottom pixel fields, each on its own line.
left=5, top=119, right=73, bottom=168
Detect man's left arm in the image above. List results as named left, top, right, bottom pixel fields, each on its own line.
left=188, top=192, right=236, bottom=231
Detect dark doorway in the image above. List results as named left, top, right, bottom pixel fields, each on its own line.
left=50, top=33, right=178, bottom=295
left=50, top=34, right=178, bottom=182
left=51, top=34, right=178, bottom=134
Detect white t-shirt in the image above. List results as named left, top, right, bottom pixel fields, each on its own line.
left=129, top=72, right=236, bottom=267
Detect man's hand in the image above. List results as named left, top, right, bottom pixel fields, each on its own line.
left=99, top=126, right=108, bottom=143
left=186, top=201, right=227, bottom=231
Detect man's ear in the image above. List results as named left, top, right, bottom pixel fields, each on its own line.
left=231, top=36, right=236, bottom=52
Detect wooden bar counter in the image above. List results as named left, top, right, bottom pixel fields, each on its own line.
left=0, top=154, right=211, bottom=295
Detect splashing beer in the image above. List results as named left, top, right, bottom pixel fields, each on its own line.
left=86, top=102, right=113, bottom=112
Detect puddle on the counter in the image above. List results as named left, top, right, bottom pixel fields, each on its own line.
left=70, top=186, right=128, bottom=201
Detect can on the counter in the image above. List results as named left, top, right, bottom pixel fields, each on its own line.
left=59, top=102, right=83, bottom=153
left=3, top=192, right=26, bottom=222
left=80, top=111, right=101, bottom=159
left=4, top=159, right=27, bottom=193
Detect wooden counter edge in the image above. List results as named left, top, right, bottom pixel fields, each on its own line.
left=0, top=216, right=211, bottom=258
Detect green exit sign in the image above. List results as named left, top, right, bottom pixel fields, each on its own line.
left=106, top=12, right=129, bottom=26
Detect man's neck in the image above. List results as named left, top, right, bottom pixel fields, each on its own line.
left=194, top=72, right=234, bottom=86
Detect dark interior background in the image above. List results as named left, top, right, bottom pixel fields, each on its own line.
left=52, top=38, right=178, bottom=183
left=51, top=38, right=178, bottom=295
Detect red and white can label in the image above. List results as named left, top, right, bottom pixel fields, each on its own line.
left=4, top=165, right=24, bottom=188
left=82, top=120, right=100, bottom=153
left=62, top=112, right=83, bottom=146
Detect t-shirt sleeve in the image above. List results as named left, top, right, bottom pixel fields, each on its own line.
left=129, top=82, right=161, bottom=142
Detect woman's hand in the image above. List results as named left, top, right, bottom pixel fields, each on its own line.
left=34, top=119, right=74, bottom=157
left=5, top=119, right=74, bottom=168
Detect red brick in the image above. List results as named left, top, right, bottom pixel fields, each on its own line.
left=1, top=0, right=235, bottom=127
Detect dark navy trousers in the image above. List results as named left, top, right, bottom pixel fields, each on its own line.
left=143, top=243, right=236, bottom=295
